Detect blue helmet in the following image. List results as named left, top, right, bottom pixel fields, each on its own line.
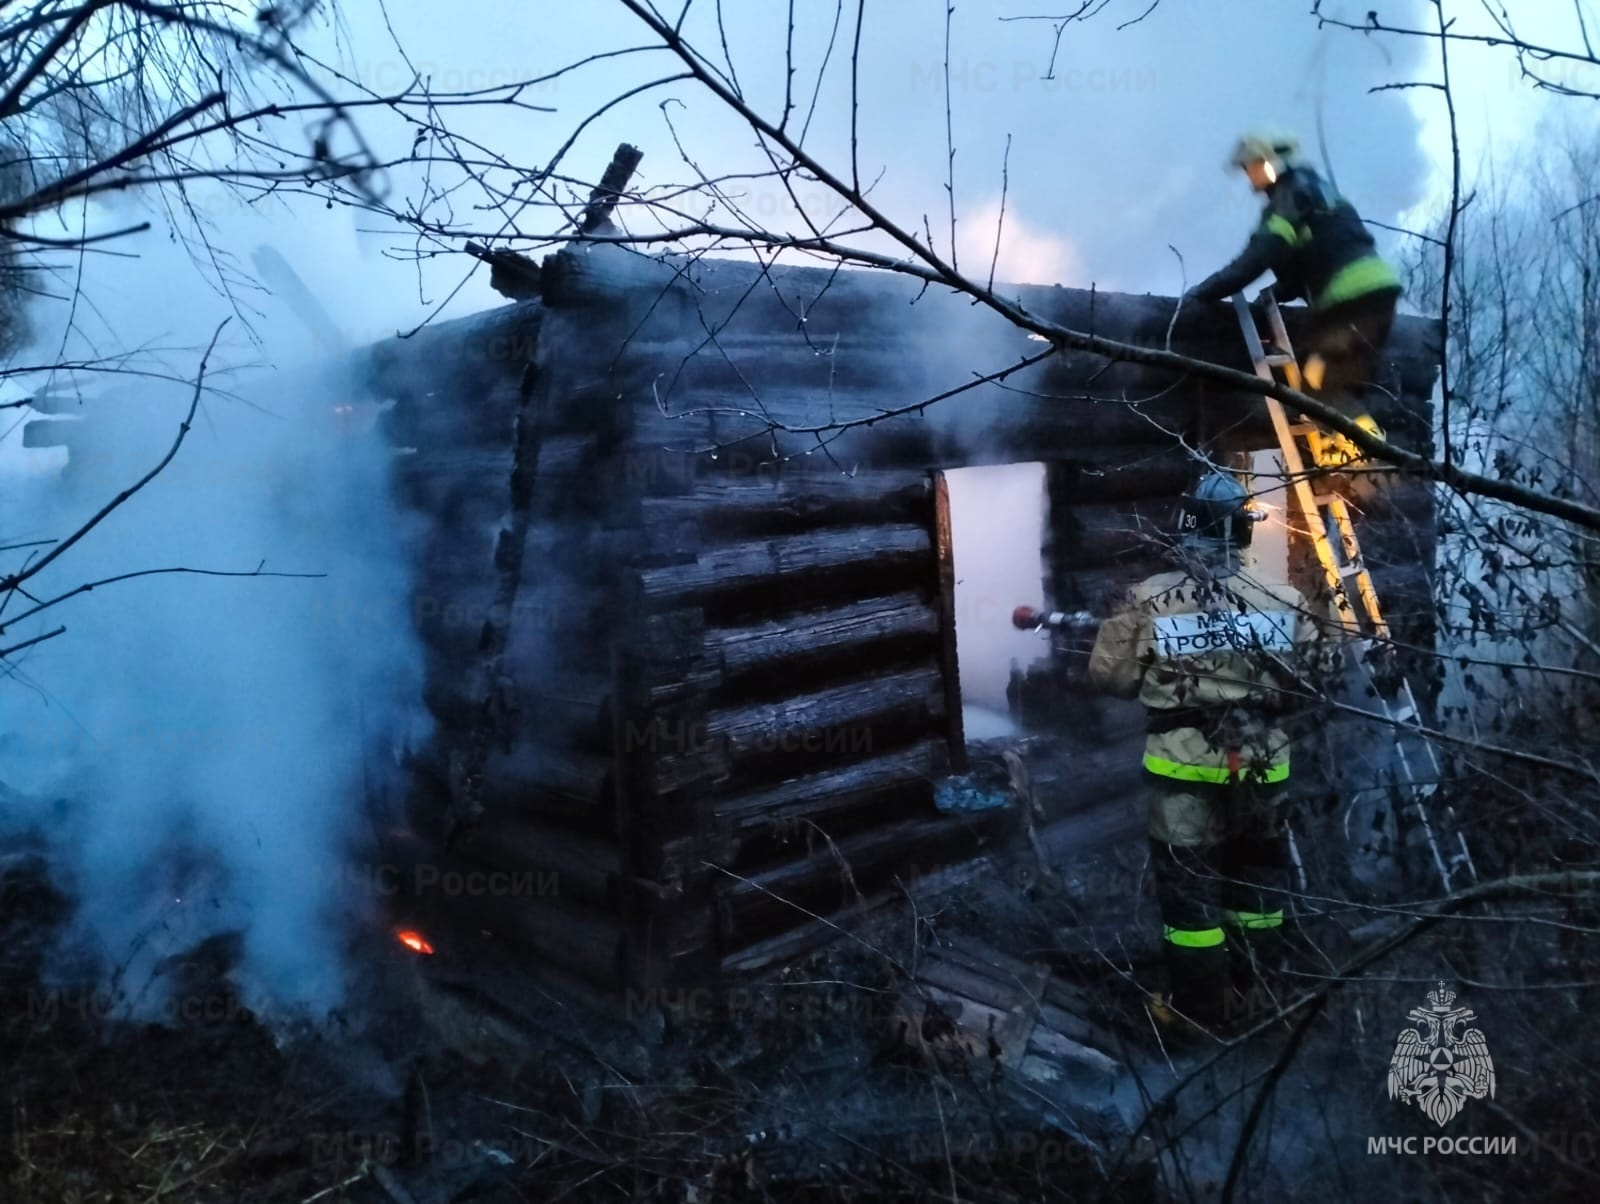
left=1178, top=470, right=1256, bottom=548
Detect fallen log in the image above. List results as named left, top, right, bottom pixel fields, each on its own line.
left=889, top=937, right=1132, bottom=1146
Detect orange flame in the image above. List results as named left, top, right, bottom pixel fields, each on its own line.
left=396, top=929, right=435, bottom=955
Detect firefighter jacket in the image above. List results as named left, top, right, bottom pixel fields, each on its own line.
left=1087, top=565, right=1336, bottom=786
left=1190, top=166, right=1401, bottom=311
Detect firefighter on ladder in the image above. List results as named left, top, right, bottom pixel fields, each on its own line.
left=1187, top=130, right=1402, bottom=467
left=1087, top=470, right=1338, bottom=1030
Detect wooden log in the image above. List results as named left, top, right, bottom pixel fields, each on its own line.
left=718, top=810, right=1010, bottom=946
left=479, top=740, right=614, bottom=816
left=578, top=142, right=645, bottom=234
left=704, top=592, right=939, bottom=681
left=639, top=471, right=932, bottom=532
left=382, top=375, right=526, bottom=447
left=364, top=302, right=540, bottom=398
left=915, top=951, right=1047, bottom=1019
left=389, top=447, right=513, bottom=496
left=1045, top=449, right=1196, bottom=505
left=906, top=939, right=1125, bottom=1086
left=539, top=242, right=690, bottom=310
left=707, top=664, right=944, bottom=761
left=710, top=738, right=948, bottom=837
left=449, top=816, right=621, bottom=906
left=410, top=519, right=504, bottom=584
left=410, top=581, right=605, bottom=668
left=425, top=669, right=613, bottom=749
left=634, top=523, right=933, bottom=607
left=629, top=387, right=971, bottom=447
left=466, top=241, right=543, bottom=301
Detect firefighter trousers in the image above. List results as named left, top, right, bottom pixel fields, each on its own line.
left=1146, top=773, right=1290, bottom=1020
left=1301, top=288, right=1399, bottom=415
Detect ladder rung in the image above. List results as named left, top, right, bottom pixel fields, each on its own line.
left=1262, top=353, right=1295, bottom=367
left=1338, top=561, right=1367, bottom=578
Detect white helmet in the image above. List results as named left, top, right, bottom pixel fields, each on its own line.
left=1227, top=130, right=1301, bottom=178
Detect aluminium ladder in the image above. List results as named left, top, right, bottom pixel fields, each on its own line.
left=1231, top=289, right=1477, bottom=893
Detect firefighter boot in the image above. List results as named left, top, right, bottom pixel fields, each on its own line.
left=1311, top=413, right=1385, bottom=468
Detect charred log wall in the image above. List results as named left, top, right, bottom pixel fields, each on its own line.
left=365, top=300, right=643, bottom=991
left=365, top=247, right=1440, bottom=993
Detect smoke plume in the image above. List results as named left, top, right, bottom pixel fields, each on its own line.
left=0, top=235, right=428, bottom=1021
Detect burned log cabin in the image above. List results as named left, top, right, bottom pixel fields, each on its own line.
left=359, top=244, right=1442, bottom=996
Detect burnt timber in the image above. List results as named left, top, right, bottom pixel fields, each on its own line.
left=359, top=244, right=1442, bottom=994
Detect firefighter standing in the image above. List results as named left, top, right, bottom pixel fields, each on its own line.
left=1087, top=471, right=1336, bottom=1027
left=1188, top=131, right=1402, bottom=460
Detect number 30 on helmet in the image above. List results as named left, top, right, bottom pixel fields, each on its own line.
left=1177, top=470, right=1263, bottom=548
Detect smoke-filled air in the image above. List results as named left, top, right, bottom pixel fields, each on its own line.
left=2, top=1, right=1597, bottom=1200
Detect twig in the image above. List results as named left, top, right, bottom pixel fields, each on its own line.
left=0, top=627, right=65, bottom=659
left=1435, top=0, right=1464, bottom=471
left=299, top=1164, right=370, bottom=1203
left=0, top=564, right=324, bottom=637
left=942, top=2, right=958, bottom=270
left=986, top=133, right=1012, bottom=293
left=1219, top=994, right=1327, bottom=1201
left=1164, top=244, right=1186, bottom=351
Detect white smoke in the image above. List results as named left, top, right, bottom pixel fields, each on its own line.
left=0, top=229, right=429, bottom=1020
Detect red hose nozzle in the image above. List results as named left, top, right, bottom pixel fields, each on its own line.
left=1012, top=605, right=1040, bottom=630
